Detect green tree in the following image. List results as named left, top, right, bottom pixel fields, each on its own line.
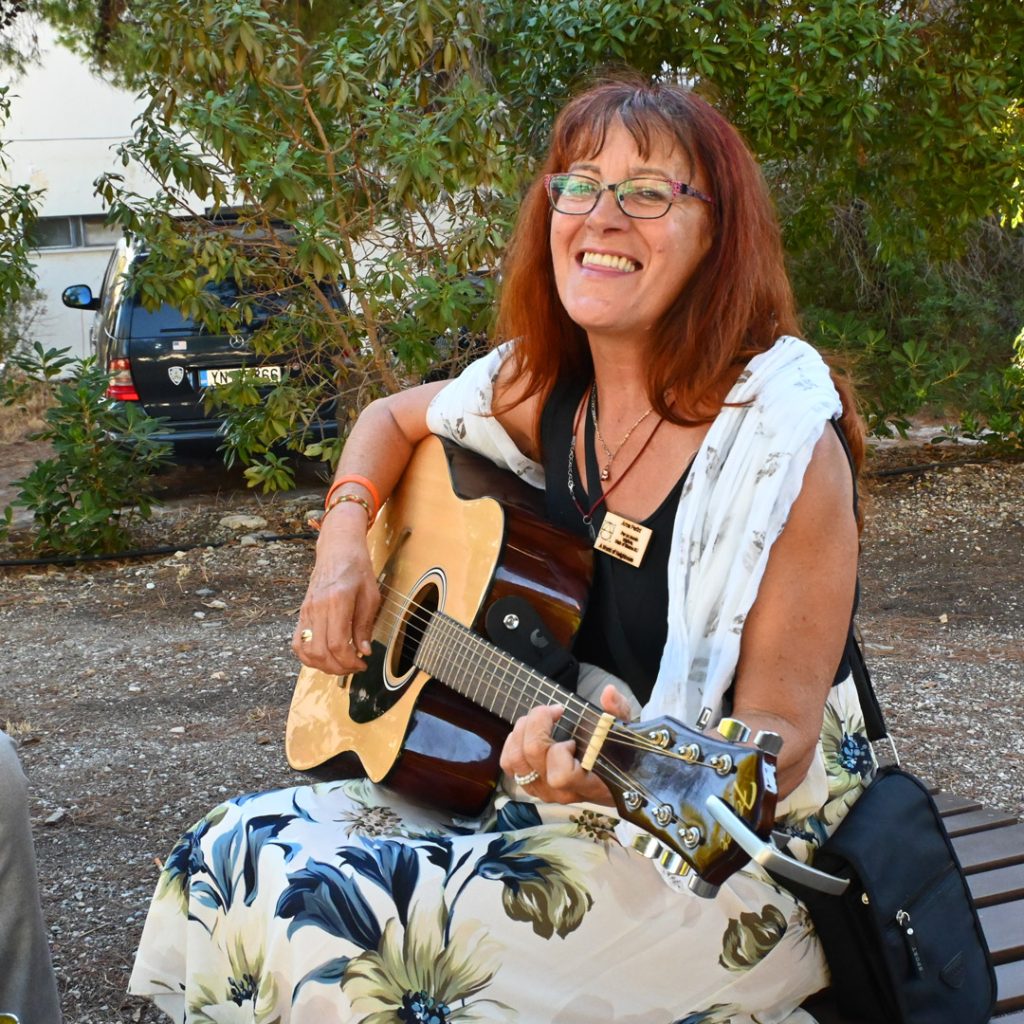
left=26, top=0, right=1024, bottom=468
left=0, top=85, right=41, bottom=316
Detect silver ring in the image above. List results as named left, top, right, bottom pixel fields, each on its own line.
left=513, top=770, right=541, bottom=787
left=300, top=628, right=313, bottom=643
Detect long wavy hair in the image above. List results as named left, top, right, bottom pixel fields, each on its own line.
left=494, top=73, right=864, bottom=469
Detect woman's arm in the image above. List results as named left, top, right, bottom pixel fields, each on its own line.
left=727, top=424, right=859, bottom=798
left=293, top=379, right=449, bottom=676
left=294, top=351, right=546, bottom=677
left=500, top=423, right=858, bottom=810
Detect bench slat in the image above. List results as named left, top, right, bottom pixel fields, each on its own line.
left=978, top=900, right=1024, bottom=965
left=944, top=807, right=1024, bottom=838
left=970, top=863, right=1024, bottom=908
left=995, top=958, right=1024, bottom=1014
left=935, top=791, right=985, bottom=816
left=954, top=823, right=1024, bottom=874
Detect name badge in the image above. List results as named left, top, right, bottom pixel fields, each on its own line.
left=593, top=510, right=652, bottom=568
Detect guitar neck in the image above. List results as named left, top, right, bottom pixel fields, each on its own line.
left=417, top=609, right=590, bottom=729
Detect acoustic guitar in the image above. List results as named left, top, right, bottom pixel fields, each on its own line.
left=286, top=435, right=780, bottom=891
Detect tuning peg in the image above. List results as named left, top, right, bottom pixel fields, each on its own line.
left=753, top=730, right=784, bottom=756
left=688, top=872, right=720, bottom=897
left=687, top=874, right=719, bottom=899
left=717, top=717, right=751, bottom=743
left=631, top=833, right=661, bottom=860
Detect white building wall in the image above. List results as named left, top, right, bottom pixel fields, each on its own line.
left=1, top=21, right=154, bottom=359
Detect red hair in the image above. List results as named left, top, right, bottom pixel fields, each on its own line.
left=495, top=73, right=864, bottom=470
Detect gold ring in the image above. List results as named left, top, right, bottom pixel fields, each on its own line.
left=513, top=770, right=540, bottom=787
left=300, top=628, right=313, bottom=643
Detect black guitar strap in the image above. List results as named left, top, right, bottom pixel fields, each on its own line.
left=484, top=595, right=581, bottom=691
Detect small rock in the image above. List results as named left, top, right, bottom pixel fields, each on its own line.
left=219, top=514, right=269, bottom=531
left=210, top=671, right=226, bottom=680
left=239, top=535, right=259, bottom=547
left=145, top=582, right=156, bottom=590
left=193, top=610, right=206, bottom=619
left=195, top=587, right=216, bottom=597
left=169, top=726, right=185, bottom=734
left=127, top=684, right=141, bottom=693
left=203, top=599, right=228, bottom=610
left=939, top=613, right=949, bottom=624
left=44, top=808, right=67, bottom=825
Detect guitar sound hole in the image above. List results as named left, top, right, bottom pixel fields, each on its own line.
left=390, top=580, right=441, bottom=679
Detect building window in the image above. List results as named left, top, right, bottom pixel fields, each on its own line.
left=28, top=215, right=120, bottom=250
left=81, top=215, right=121, bottom=247
left=27, top=216, right=75, bottom=249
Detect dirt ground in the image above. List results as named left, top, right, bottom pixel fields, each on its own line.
left=0, top=436, right=1022, bottom=1024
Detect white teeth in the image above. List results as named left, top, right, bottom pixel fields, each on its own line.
left=581, top=251, right=638, bottom=273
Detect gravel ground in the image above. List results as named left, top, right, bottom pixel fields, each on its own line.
left=0, top=447, right=1022, bottom=1023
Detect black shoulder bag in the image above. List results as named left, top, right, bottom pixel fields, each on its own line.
left=783, top=636, right=997, bottom=1023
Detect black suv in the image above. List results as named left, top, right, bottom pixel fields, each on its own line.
left=62, top=231, right=341, bottom=453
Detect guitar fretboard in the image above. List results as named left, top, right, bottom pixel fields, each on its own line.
left=416, top=610, right=591, bottom=732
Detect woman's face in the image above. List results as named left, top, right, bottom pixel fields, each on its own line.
left=549, top=118, right=713, bottom=349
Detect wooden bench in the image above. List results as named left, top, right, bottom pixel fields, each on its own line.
left=801, top=791, right=1024, bottom=1022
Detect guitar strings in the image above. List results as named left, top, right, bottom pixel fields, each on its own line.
left=362, top=587, right=665, bottom=802
left=371, top=582, right=657, bottom=753
left=356, top=582, right=720, bottom=820
left=369, top=583, right=710, bottom=765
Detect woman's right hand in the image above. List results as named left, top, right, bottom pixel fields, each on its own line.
left=292, top=503, right=381, bottom=676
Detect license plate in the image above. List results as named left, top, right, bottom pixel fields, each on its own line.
left=198, top=365, right=283, bottom=387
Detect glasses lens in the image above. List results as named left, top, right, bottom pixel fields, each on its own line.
left=617, top=178, right=675, bottom=218
left=549, top=173, right=600, bottom=213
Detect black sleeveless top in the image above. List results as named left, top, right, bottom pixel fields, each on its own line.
left=540, top=379, right=690, bottom=706
left=539, top=379, right=858, bottom=709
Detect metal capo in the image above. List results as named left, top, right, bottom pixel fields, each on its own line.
left=704, top=796, right=849, bottom=895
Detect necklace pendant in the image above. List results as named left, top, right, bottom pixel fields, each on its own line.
left=600, top=467, right=611, bottom=481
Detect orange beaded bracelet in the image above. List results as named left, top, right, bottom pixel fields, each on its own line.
left=324, top=475, right=381, bottom=521
left=314, top=474, right=382, bottom=532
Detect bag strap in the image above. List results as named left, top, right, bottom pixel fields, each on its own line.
left=829, top=419, right=898, bottom=760
left=845, top=628, right=888, bottom=743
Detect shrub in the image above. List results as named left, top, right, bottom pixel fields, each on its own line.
left=1, top=345, right=173, bottom=555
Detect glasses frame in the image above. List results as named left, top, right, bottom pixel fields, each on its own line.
left=544, top=172, right=715, bottom=219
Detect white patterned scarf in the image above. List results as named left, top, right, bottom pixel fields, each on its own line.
left=426, top=335, right=842, bottom=729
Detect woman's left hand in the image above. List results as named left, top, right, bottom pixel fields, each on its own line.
left=499, top=684, right=633, bottom=806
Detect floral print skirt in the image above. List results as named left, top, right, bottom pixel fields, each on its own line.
left=129, top=677, right=874, bottom=1024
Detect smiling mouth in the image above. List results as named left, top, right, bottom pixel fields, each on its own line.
left=580, top=251, right=639, bottom=273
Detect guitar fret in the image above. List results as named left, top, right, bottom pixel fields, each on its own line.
left=445, top=618, right=473, bottom=694
left=465, top=625, right=489, bottom=708
left=417, top=616, right=445, bottom=681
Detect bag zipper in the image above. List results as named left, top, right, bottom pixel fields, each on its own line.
left=861, top=861, right=955, bottom=977
left=896, top=909, right=926, bottom=975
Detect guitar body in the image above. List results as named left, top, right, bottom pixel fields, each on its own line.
left=286, top=435, right=594, bottom=816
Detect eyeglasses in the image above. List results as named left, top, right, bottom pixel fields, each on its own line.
left=544, top=172, right=714, bottom=219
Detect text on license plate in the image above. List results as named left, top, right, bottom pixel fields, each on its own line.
left=198, top=366, right=283, bottom=387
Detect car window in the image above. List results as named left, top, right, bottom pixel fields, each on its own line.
left=125, top=274, right=339, bottom=337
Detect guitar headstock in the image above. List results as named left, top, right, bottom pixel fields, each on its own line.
left=599, top=715, right=779, bottom=896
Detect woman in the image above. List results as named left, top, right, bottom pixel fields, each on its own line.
left=130, top=75, right=873, bottom=1024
